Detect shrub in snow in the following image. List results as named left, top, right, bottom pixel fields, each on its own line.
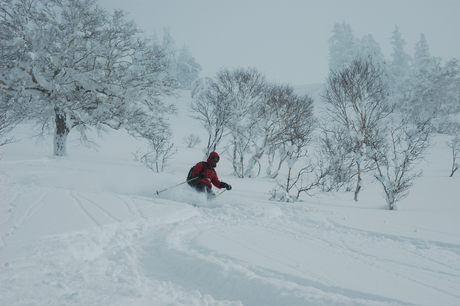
left=192, top=70, right=315, bottom=179
left=323, top=57, right=391, bottom=201
left=370, top=118, right=431, bottom=210
left=447, top=133, right=460, bottom=177
left=191, top=68, right=267, bottom=176
left=214, top=68, right=267, bottom=178
left=191, top=77, right=232, bottom=156
left=133, top=124, right=177, bottom=173
left=183, top=134, right=201, bottom=149
left=134, top=140, right=176, bottom=173
left=318, top=129, right=355, bottom=192
left=259, top=84, right=315, bottom=179
left=438, top=120, right=460, bottom=177
left=269, top=188, right=297, bottom=203
left=272, top=149, right=329, bottom=203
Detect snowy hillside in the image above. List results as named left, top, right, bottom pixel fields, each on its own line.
left=1, top=90, right=460, bottom=306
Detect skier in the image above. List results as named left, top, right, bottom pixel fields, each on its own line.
left=187, top=151, right=232, bottom=198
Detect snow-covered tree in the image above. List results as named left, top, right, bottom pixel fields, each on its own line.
left=388, top=26, right=411, bottom=110
left=323, top=58, right=392, bottom=201
left=439, top=120, right=460, bottom=177
left=389, top=26, right=411, bottom=83
left=156, top=29, right=201, bottom=89
left=429, top=59, right=460, bottom=133
left=387, top=32, right=459, bottom=134
left=328, top=22, right=358, bottom=71
left=124, top=100, right=176, bottom=173
left=319, top=129, right=355, bottom=192
left=210, top=68, right=267, bottom=178
left=437, top=61, right=460, bottom=178
left=183, top=133, right=201, bottom=149
left=246, top=84, right=315, bottom=178
left=370, top=118, right=431, bottom=210
left=0, top=97, right=14, bottom=148
left=134, top=128, right=177, bottom=173
left=174, top=47, right=201, bottom=89
left=358, top=34, right=385, bottom=67
left=270, top=157, right=328, bottom=203
left=403, top=57, right=459, bottom=128
left=440, top=59, right=460, bottom=116
left=448, top=133, right=460, bottom=177
left=271, top=144, right=328, bottom=202
left=413, top=33, right=434, bottom=71
left=264, top=87, right=316, bottom=200
left=192, top=68, right=316, bottom=179
left=403, top=64, right=443, bottom=123
left=0, top=0, right=176, bottom=156
left=191, top=77, right=233, bottom=157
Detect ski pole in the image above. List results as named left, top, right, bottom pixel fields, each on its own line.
left=155, top=177, right=198, bottom=196
left=215, top=189, right=227, bottom=197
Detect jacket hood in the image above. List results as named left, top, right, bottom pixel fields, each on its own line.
left=207, top=151, right=220, bottom=164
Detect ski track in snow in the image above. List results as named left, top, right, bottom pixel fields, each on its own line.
left=2, top=89, right=460, bottom=306
left=76, top=192, right=123, bottom=223
left=287, top=207, right=460, bottom=302
left=0, top=186, right=49, bottom=249
left=327, top=220, right=460, bottom=275
left=1, top=178, right=460, bottom=305
left=1, top=135, right=460, bottom=305
left=141, top=198, right=460, bottom=305
left=282, top=211, right=460, bottom=280
left=70, top=191, right=104, bottom=229
left=114, top=194, right=147, bottom=220
left=140, top=201, right=433, bottom=305
left=0, top=185, right=234, bottom=305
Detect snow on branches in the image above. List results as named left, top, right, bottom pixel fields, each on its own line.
left=0, top=0, right=177, bottom=156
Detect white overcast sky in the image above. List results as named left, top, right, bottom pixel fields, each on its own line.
left=98, top=0, right=460, bottom=85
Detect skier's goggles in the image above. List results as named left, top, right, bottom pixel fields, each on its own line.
left=211, top=156, right=220, bottom=162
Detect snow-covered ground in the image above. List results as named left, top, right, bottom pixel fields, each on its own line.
left=1, top=91, right=459, bottom=306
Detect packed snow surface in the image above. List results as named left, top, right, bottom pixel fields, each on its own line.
left=1, top=92, right=459, bottom=305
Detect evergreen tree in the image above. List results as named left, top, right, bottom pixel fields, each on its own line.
left=328, top=22, right=358, bottom=71
left=388, top=26, right=412, bottom=110
left=413, top=33, right=439, bottom=77
left=389, top=26, right=411, bottom=82
left=157, top=29, right=201, bottom=89
left=358, top=34, right=385, bottom=67
left=414, top=33, right=431, bottom=70
left=174, top=47, right=201, bottom=89
left=405, top=34, right=444, bottom=123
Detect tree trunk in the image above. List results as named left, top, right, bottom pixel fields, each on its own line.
left=286, top=167, right=292, bottom=194
left=354, top=162, right=362, bottom=202
left=266, top=150, right=275, bottom=177
left=388, top=195, right=396, bottom=210
left=53, top=108, right=70, bottom=156
left=244, top=150, right=264, bottom=178
left=232, top=142, right=238, bottom=176
left=450, top=166, right=458, bottom=177
left=240, top=154, right=244, bottom=178
left=450, top=153, right=458, bottom=177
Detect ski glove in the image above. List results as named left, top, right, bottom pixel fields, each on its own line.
left=221, top=182, right=232, bottom=190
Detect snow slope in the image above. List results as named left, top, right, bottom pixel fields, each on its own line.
left=1, top=91, right=460, bottom=306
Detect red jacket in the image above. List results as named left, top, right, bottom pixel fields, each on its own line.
left=191, top=152, right=223, bottom=189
